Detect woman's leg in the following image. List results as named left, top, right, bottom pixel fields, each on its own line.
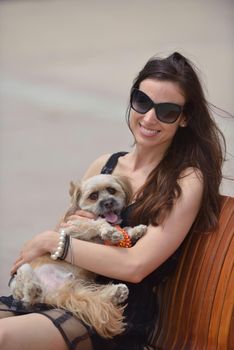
left=0, top=310, right=16, bottom=319
left=0, top=312, right=93, bottom=350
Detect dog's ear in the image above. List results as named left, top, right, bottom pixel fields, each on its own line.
left=114, top=175, right=132, bottom=206
left=69, top=181, right=77, bottom=197
left=63, top=182, right=82, bottom=222
left=69, top=181, right=82, bottom=205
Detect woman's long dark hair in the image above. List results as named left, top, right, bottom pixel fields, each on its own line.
left=127, top=52, right=226, bottom=233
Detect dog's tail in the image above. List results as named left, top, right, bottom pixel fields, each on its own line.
left=45, top=281, right=127, bottom=338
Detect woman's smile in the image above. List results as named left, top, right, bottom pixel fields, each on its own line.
left=139, top=122, right=161, bottom=137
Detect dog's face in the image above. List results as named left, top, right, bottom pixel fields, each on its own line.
left=69, top=174, right=132, bottom=224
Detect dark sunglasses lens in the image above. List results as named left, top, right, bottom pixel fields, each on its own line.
left=131, top=90, right=152, bottom=114
left=157, top=103, right=181, bottom=123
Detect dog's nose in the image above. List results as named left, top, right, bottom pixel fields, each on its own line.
left=101, top=199, right=114, bottom=210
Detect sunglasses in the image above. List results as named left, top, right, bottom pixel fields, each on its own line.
left=130, top=88, right=183, bottom=124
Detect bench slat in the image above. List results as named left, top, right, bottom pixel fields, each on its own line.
left=152, top=196, right=234, bottom=350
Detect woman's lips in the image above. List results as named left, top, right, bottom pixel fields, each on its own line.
left=139, top=123, right=161, bottom=137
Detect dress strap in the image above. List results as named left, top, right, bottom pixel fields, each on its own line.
left=100, top=152, right=128, bottom=174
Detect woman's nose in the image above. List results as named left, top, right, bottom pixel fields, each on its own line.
left=143, top=108, right=158, bottom=123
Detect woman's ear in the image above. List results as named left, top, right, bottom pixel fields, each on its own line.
left=179, top=117, right=187, bottom=127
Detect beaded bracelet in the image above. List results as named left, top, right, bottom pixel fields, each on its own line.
left=51, top=230, right=69, bottom=260
left=60, top=234, right=70, bottom=260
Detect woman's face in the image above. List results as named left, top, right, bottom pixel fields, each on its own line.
left=129, top=78, right=186, bottom=152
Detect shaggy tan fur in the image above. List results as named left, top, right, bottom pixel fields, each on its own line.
left=10, top=174, right=147, bottom=338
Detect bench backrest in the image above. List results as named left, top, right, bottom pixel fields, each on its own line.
left=152, top=196, right=234, bottom=350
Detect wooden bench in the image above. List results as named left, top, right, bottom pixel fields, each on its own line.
left=151, top=195, right=234, bottom=350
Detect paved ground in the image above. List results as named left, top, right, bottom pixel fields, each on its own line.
left=0, top=0, right=233, bottom=294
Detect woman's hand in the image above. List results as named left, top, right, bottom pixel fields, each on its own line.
left=11, top=211, right=96, bottom=274
left=11, top=230, right=59, bottom=275
left=60, top=210, right=97, bottom=228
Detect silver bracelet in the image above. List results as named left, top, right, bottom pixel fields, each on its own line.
left=51, top=229, right=67, bottom=260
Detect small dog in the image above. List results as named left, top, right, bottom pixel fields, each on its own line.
left=10, top=174, right=147, bottom=338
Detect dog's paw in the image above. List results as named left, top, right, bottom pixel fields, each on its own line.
left=10, top=277, right=24, bottom=300
left=11, top=264, right=43, bottom=304
left=100, top=226, right=123, bottom=243
left=111, top=283, right=129, bottom=304
left=22, top=283, right=43, bottom=304
left=127, top=224, right=147, bottom=240
left=10, top=264, right=31, bottom=299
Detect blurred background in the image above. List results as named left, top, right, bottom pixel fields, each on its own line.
left=0, top=0, right=233, bottom=294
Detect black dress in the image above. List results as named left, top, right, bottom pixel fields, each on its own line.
left=0, top=152, right=182, bottom=350
left=91, top=152, right=182, bottom=349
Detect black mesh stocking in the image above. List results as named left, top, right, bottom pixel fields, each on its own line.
left=0, top=300, right=93, bottom=350
left=39, top=309, right=93, bottom=350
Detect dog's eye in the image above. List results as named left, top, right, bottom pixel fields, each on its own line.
left=107, top=187, right=116, bottom=195
left=89, top=192, right=99, bottom=200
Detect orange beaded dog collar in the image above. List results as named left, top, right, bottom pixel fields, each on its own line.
left=104, top=225, right=132, bottom=248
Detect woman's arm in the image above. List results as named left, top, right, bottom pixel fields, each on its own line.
left=62, top=168, right=203, bottom=283
left=12, top=168, right=203, bottom=282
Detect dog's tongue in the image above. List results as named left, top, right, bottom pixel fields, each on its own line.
left=104, top=212, right=119, bottom=224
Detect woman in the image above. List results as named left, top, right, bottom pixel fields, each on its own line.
left=0, top=52, right=225, bottom=350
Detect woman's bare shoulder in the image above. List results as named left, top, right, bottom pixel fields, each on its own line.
left=179, top=167, right=203, bottom=184
left=177, top=167, right=204, bottom=207
left=82, top=153, right=112, bottom=180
